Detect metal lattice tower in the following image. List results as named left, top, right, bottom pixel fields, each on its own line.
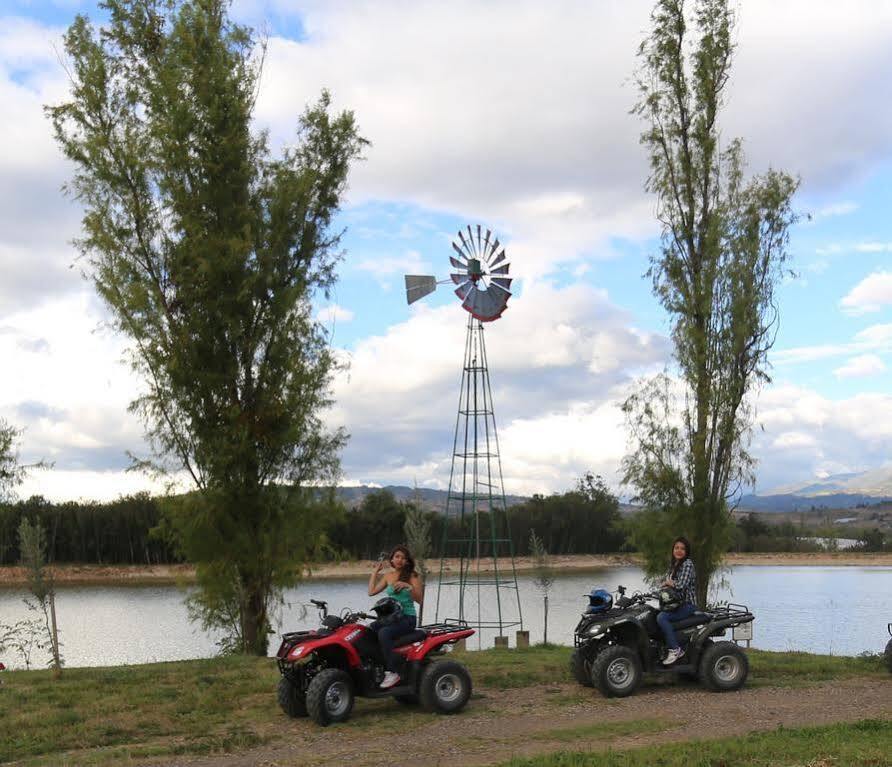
left=404, top=225, right=523, bottom=639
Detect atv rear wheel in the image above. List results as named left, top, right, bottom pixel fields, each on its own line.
left=419, top=660, right=472, bottom=714
left=884, top=638, right=892, bottom=673
left=591, top=645, right=642, bottom=698
left=306, top=668, right=354, bottom=726
left=277, top=676, right=308, bottom=718
left=570, top=648, right=593, bottom=687
left=699, top=641, right=749, bottom=692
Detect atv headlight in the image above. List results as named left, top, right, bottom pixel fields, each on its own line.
left=586, top=623, right=603, bottom=636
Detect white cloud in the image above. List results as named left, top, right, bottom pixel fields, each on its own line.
left=815, top=201, right=858, bottom=219
left=840, top=271, right=892, bottom=315
left=774, top=322, right=892, bottom=365
left=330, top=281, right=667, bottom=494
left=833, top=354, right=886, bottom=379
left=356, top=249, right=432, bottom=279
left=316, top=303, right=354, bottom=324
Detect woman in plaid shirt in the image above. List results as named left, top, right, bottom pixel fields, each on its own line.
left=658, top=536, right=697, bottom=665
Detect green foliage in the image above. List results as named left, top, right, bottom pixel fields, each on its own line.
left=18, top=518, right=63, bottom=675
left=47, top=0, right=366, bottom=654
left=528, top=530, right=554, bottom=594
left=623, top=0, right=800, bottom=606
left=0, top=419, right=24, bottom=503
left=0, top=493, right=179, bottom=566
left=404, top=491, right=433, bottom=623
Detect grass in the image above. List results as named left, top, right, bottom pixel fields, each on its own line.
left=0, top=655, right=277, bottom=765
left=0, top=644, right=885, bottom=765
left=500, top=718, right=892, bottom=767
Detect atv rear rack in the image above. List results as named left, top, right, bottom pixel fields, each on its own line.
left=420, top=619, right=471, bottom=636
left=708, top=602, right=752, bottom=620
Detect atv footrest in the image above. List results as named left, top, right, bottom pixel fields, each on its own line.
left=652, top=663, right=696, bottom=675
left=366, top=684, right=414, bottom=699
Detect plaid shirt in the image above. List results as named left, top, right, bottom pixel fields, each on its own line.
left=666, top=558, right=697, bottom=607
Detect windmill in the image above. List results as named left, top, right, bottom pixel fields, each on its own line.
left=404, top=225, right=523, bottom=644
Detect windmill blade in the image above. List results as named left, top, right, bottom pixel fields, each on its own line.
left=476, top=224, right=483, bottom=258
left=490, top=262, right=510, bottom=275
left=450, top=255, right=467, bottom=271
left=454, top=282, right=474, bottom=303
left=490, top=249, right=507, bottom=268
left=462, top=284, right=509, bottom=321
left=450, top=273, right=470, bottom=286
left=451, top=241, right=469, bottom=264
left=457, top=229, right=473, bottom=260
left=487, top=237, right=500, bottom=262
left=489, top=277, right=513, bottom=295
left=405, top=275, right=437, bottom=305
left=466, top=225, right=478, bottom=258
left=482, top=229, right=492, bottom=261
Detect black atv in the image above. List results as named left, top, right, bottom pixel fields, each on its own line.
left=569, top=585, right=755, bottom=697
left=885, top=623, right=892, bottom=673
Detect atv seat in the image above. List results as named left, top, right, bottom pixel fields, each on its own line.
left=674, top=612, right=710, bottom=630
left=392, top=629, right=427, bottom=648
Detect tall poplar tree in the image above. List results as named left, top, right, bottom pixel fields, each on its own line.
left=623, top=0, right=799, bottom=604
left=48, top=0, right=366, bottom=653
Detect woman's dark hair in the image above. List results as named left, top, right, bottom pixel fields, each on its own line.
left=669, top=536, right=692, bottom=576
left=389, top=544, right=417, bottom=581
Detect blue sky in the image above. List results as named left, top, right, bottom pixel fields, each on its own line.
left=1, top=0, right=892, bottom=502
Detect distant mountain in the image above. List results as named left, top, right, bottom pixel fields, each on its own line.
left=741, top=467, right=892, bottom=512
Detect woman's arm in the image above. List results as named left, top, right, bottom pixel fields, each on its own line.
left=392, top=573, right=424, bottom=604
left=368, top=561, right=387, bottom=596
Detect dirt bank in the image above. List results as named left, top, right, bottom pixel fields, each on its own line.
left=1, top=551, right=890, bottom=587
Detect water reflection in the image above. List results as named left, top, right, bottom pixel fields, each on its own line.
left=0, top=565, right=889, bottom=668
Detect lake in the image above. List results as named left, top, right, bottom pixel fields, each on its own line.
left=1, top=565, right=890, bottom=669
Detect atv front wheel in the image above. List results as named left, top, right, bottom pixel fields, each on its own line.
left=570, top=648, right=593, bottom=687
left=419, top=660, right=472, bottom=714
left=591, top=645, right=642, bottom=698
left=884, top=638, right=892, bottom=673
left=699, top=641, right=749, bottom=692
left=306, top=668, right=355, bottom=726
left=277, top=676, right=308, bottom=718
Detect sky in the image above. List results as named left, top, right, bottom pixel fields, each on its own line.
left=1, top=0, right=892, bottom=502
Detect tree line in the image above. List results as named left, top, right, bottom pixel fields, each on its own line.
left=7, top=482, right=884, bottom=569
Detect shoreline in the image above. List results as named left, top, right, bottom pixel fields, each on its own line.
left=1, top=551, right=890, bottom=587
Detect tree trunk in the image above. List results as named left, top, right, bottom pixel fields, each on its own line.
left=543, top=594, right=549, bottom=645
left=49, top=590, right=61, bottom=678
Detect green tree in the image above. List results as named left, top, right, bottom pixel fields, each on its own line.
left=47, top=0, right=366, bottom=653
left=623, top=0, right=799, bottom=605
left=528, top=530, right=554, bottom=645
left=18, top=518, right=63, bottom=676
left=0, top=419, right=26, bottom=504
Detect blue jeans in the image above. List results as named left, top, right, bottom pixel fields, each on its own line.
left=656, top=603, right=696, bottom=650
left=370, top=615, right=417, bottom=672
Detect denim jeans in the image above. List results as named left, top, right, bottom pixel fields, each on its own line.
left=656, top=603, right=696, bottom=650
left=370, top=614, right=417, bottom=672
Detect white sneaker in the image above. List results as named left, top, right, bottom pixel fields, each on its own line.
left=662, top=648, right=683, bottom=665
left=380, top=671, right=401, bottom=689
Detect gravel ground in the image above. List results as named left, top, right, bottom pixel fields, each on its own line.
left=137, top=675, right=892, bottom=767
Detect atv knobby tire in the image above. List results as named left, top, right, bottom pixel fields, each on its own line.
left=884, top=638, right=892, bottom=673
left=419, top=660, right=472, bottom=714
left=306, top=668, right=355, bottom=726
left=699, top=641, right=749, bottom=692
left=591, top=645, right=642, bottom=698
left=570, top=648, right=594, bottom=687
left=277, top=675, right=308, bottom=718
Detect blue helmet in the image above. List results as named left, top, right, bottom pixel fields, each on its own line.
left=586, top=588, right=613, bottom=614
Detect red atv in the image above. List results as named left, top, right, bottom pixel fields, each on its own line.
left=275, top=598, right=475, bottom=726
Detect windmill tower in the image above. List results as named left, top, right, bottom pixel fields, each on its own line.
left=405, top=225, right=523, bottom=642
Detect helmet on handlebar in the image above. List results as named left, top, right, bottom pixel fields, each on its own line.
left=586, top=588, right=613, bottom=614
left=371, top=596, right=403, bottom=625
left=658, top=586, right=684, bottom=612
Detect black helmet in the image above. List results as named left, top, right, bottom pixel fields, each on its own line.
left=371, top=596, right=403, bottom=625
left=658, top=586, right=683, bottom=612
left=586, top=588, right=613, bottom=614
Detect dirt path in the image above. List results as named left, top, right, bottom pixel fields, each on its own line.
left=140, top=676, right=892, bottom=767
